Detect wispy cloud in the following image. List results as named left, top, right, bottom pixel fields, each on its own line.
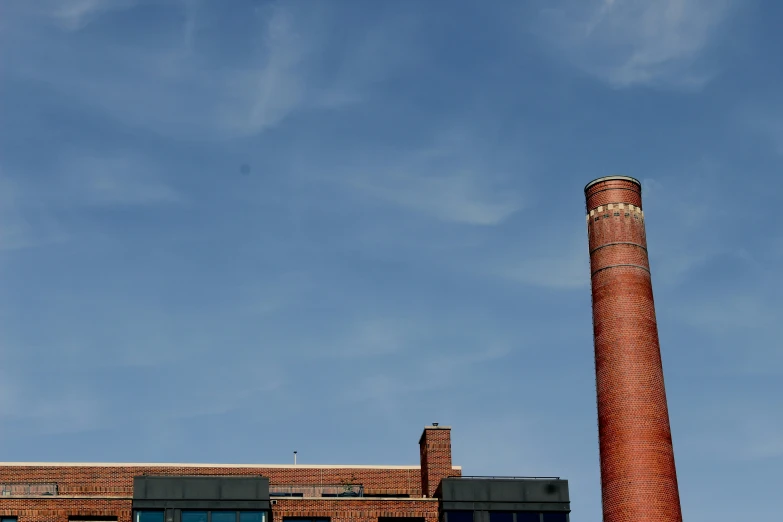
left=211, top=4, right=313, bottom=136
left=534, top=0, right=734, bottom=90
left=59, top=152, right=183, bottom=207
left=738, top=105, right=783, bottom=155
left=669, top=286, right=783, bottom=376
left=31, top=0, right=138, bottom=31
left=1, top=2, right=317, bottom=140
left=349, top=342, right=512, bottom=412
left=350, top=170, right=521, bottom=226
left=0, top=173, right=69, bottom=251
left=0, top=365, right=104, bottom=435
left=332, top=129, right=525, bottom=226
left=491, top=233, right=590, bottom=290
left=673, top=293, right=780, bottom=334
left=4, top=1, right=424, bottom=141
left=331, top=318, right=419, bottom=358
left=683, top=399, right=783, bottom=462
left=0, top=149, right=180, bottom=253
left=163, top=361, right=285, bottom=421
left=640, top=168, right=731, bottom=286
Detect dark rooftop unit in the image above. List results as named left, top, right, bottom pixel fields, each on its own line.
left=437, top=477, right=570, bottom=516
left=132, top=476, right=271, bottom=510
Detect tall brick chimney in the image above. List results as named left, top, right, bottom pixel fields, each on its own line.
left=585, top=176, right=682, bottom=522
left=419, top=425, right=453, bottom=498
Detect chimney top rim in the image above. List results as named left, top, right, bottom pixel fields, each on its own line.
left=584, top=176, right=641, bottom=193
left=419, top=425, right=452, bottom=445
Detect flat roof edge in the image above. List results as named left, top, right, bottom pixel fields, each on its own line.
left=0, top=463, right=422, bottom=470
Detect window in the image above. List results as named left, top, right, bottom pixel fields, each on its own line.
left=515, top=514, right=541, bottom=522
left=489, top=513, right=512, bottom=522
left=211, top=513, right=236, bottom=522
left=239, top=514, right=266, bottom=522
left=2, top=518, right=19, bottom=522
left=445, top=512, right=473, bottom=522
left=135, top=512, right=164, bottom=522
left=542, top=515, right=567, bottom=522
left=182, top=513, right=208, bottom=522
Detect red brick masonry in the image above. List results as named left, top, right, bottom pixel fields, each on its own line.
left=419, top=426, right=456, bottom=498
left=0, top=427, right=460, bottom=522
left=585, top=177, right=683, bottom=522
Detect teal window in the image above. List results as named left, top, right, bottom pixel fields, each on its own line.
left=239, top=513, right=265, bottom=522
left=135, top=512, right=164, bottom=522
left=211, top=513, right=235, bottom=522
left=182, top=513, right=207, bottom=522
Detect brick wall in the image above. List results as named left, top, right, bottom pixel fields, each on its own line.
left=0, top=498, right=440, bottom=522
left=0, top=465, right=424, bottom=496
left=271, top=498, right=438, bottom=522
left=585, top=177, right=683, bottom=522
left=418, top=427, right=458, bottom=498
left=0, top=499, right=130, bottom=522
left=1, top=426, right=459, bottom=522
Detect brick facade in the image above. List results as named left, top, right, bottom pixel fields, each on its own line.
left=0, top=497, right=440, bottom=522
left=0, top=429, right=461, bottom=522
left=585, top=176, right=683, bottom=522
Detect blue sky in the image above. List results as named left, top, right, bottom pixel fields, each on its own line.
left=1, top=0, right=781, bottom=520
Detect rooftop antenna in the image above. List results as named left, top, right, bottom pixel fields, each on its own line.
left=293, top=451, right=297, bottom=465
left=432, top=422, right=439, bottom=426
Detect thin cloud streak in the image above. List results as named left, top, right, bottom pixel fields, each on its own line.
left=59, top=153, right=184, bottom=207
left=492, top=234, right=590, bottom=290
left=328, top=129, right=525, bottom=226
left=534, top=0, right=733, bottom=90
left=40, top=0, right=138, bottom=31
left=0, top=174, right=70, bottom=251
left=738, top=105, right=783, bottom=156
left=349, top=171, right=522, bottom=226
left=3, top=2, right=316, bottom=140
left=4, top=1, right=424, bottom=141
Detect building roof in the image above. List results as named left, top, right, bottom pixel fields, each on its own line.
left=0, top=461, right=461, bottom=470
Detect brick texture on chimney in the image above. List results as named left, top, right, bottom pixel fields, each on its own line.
left=585, top=176, right=683, bottom=522
left=418, top=426, right=457, bottom=498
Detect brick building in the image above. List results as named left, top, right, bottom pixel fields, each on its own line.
left=0, top=426, right=570, bottom=522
